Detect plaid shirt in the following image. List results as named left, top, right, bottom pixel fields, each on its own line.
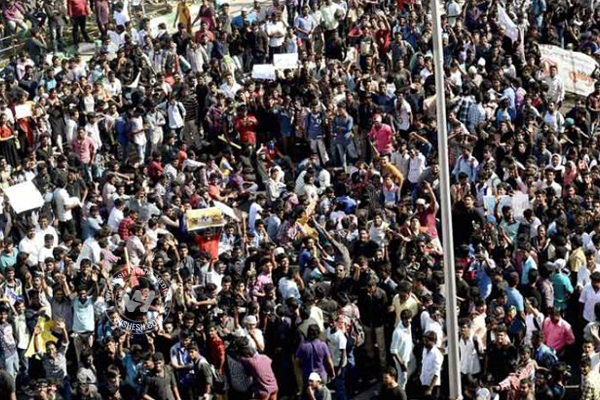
left=583, top=372, right=600, bottom=400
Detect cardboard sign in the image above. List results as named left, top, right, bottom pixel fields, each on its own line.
left=14, top=104, right=32, bottom=120
left=273, top=53, right=299, bottom=70
left=251, top=64, right=276, bottom=80
left=186, top=207, right=225, bottom=231
left=4, top=181, right=44, bottom=214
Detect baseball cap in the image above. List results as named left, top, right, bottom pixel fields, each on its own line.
left=416, top=198, right=426, bottom=206
left=308, top=372, right=322, bottom=382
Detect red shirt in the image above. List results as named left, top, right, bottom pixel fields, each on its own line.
left=147, top=161, right=164, bottom=181
left=68, top=0, right=90, bottom=17
left=194, top=233, right=220, bottom=260
left=118, top=216, right=135, bottom=241
left=207, top=336, right=226, bottom=373
left=234, top=115, right=258, bottom=145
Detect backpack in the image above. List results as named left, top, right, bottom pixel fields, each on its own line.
left=349, top=316, right=365, bottom=348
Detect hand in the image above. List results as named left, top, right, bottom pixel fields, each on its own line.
left=424, top=388, right=432, bottom=396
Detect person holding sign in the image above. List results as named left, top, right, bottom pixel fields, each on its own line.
left=0, top=114, right=19, bottom=168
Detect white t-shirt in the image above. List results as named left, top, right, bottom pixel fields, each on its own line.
left=265, top=21, right=287, bottom=47
left=326, top=328, right=347, bottom=367
left=53, top=187, right=73, bottom=222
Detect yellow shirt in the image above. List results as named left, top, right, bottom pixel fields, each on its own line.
left=392, top=293, right=420, bottom=325
left=569, top=247, right=586, bottom=272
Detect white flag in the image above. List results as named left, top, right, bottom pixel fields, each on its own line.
left=498, top=6, right=518, bottom=42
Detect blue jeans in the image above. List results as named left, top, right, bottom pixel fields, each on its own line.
left=334, top=366, right=347, bottom=400
left=0, top=352, right=19, bottom=380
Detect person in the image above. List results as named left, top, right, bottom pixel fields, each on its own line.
left=3, top=0, right=600, bottom=400
left=307, top=371, right=332, bottom=400
left=390, top=309, right=414, bottom=390
left=420, top=331, right=443, bottom=400
left=296, top=324, right=336, bottom=389
left=67, top=0, right=91, bottom=45
left=141, top=353, right=182, bottom=400
left=378, top=366, right=407, bottom=400
left=580, top=356, right=600, bottom=400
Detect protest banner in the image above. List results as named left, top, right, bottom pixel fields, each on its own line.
left=540, top=45, right=599, bottom=97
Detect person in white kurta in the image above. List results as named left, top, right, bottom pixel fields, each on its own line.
left=458, top=320, right=482, bottom=376
left=390, top=309, right=415, bottom=389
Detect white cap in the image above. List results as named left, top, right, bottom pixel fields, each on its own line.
left=308, top=372, right=322, bottom=382
left=244, top=315, right=258, bottom=325
left=477, top=58, right=486, bottom=66
left=416, top=198, right=426, bottom=206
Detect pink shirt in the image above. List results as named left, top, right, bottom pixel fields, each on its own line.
left=369, top=123, right=394, bottom=154
left=542, top=317, right=575, bottom=352
left=71, top=137, right=96, bottom=164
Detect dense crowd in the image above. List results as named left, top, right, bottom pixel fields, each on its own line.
left=3, top=0, right=600, bottom=398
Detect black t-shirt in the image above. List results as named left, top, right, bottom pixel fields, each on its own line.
left=142, top=369, right=178, bottom=400
left=379, top=385, right=407, bottom=400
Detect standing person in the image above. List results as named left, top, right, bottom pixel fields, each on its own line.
left=357, top=281, right=388, bottom=373
left=71, top=127, right=96, bottom=181
left=581, top=356, right=600, bottom=400
left=0, top=306, right=18, bottom=381
left=390, top=310, right=414, bottom=390
left=458, top=318, right=482, bottom=377
left=44, top=0, right=67, bottom=52
left=142, top=353, right=182, bottom=400
left=67, top=0, right=91, bottom=45
left=379, top=366, right=408, bottom=400
left=241, top=346, right=279, bottom=400
left=296, top=324, right=336, bottom=391
left=34, top=320, right=70, bottom=400
left=71, top=285, right=96, bottom=366
left=187, top=343, right=214, bottom=400
left=94, top=0, right=109, bottom=38
left=326, top=316, right=347, bottom=400
left=419, top=331, right=443, bottom=400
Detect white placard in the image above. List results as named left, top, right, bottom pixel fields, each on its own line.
left=214, top=200, right=240, bottom=222
left=273, top=53, right=299, bottom=70
left=483, top=193, right=530, bottom=219
left=4, top=181, right=44, bottom=214
left=251, top=64, right=276, bottom=80
left=511, top=193, right=531, bottom=219
left=14, top=104, right=32, bottom=120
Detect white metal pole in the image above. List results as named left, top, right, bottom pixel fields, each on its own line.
left=429, top=0, right=462, bottom=398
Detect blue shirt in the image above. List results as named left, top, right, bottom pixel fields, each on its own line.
left=475, top=262, right=492, bottom=300
left=336, top=195, right=357, bottom=214
left=332, top=115, right=354, bottom=145
left=306, top=112, right=325, bottom=140
left=521, top=256, right=537, bottom=285
left=505, top=287, right=524, bottom=312
left=73, top=298, right=95, bottom=333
